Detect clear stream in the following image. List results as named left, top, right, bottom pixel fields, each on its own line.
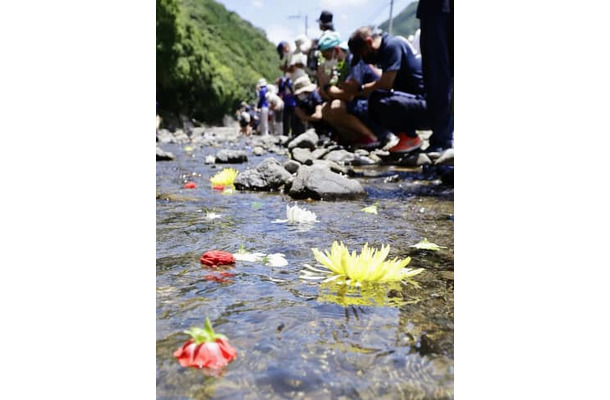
left=156, top=136, right=454, bottom=399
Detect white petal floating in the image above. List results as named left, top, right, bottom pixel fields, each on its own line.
left=265, top=253, right=288, bottom=267
left=233, top=252, right=266, bottom=263
left=205, top=212, right=222, bottom=220
left=274, top=203, right=318, bottom=224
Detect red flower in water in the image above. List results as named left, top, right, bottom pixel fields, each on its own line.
left=212, top=184, right=226, bottom=191
left=174, top=318, right=238, bottom=369
left=200, top=250, right=235, bottom=267
left=184, top=182, right=197, bottom=189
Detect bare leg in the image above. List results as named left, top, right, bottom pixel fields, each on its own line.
left=322, top=100, right=377, bottom=143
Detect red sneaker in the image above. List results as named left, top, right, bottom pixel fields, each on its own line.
left=388, top=133, right=422, bottom=153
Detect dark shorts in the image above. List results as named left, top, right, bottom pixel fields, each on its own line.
left=346, top=98, right=369, bottom=120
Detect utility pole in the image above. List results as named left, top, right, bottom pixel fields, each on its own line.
left=288, top=13, right=308, bottom=37
left=388, top=0, right=394, bottom=34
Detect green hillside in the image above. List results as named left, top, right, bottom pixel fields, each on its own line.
left=156, top=0, right=278, bottom=123
left=378, top=1, right=419, bottom=38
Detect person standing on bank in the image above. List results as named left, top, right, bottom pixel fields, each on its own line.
left=256, top=78, right=269, bottom=135
left=317, top=10, right=334, bottom=32
left=417, top=0, right=454, bottom=153
left=348, top=26, right=429, bottom=153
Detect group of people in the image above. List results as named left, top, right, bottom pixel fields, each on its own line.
left=239, top=1, right=453, bottom=157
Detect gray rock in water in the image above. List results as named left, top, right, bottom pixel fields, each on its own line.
left=323, top=149, right=356, bottom=165
left=156, top=146, right=175, bottom=161
left=215, top=149, right=248, bottom=164
left=234, top=157, right=293, bottom=191
left=173, top=129, right=190, bottom=144
left=310, top=159, right=352, bottom=176
left=287, top=129, right=319, bottom=150
left=291, top=147, right=313, bottom=164
left=157, top=129, right=174, bottom=144
left=283, top=159, right=301, bottom=174
left=288, top=163, right=366, bottom=200
left=252, top=146, right=266, bottom=156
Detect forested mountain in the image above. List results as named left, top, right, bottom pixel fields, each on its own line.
left=378, top=1, right=419, bottom=38
left=157, top=0, right=278, bottom=123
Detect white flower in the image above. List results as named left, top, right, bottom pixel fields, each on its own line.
left=233, top=251, right=266, bottom=262
left=205, top=155, right=216, bottom=164
left=265, top=253, right=288, bottom=267
left=205, top=212, right=222, bottom=220
left=272, top=203, right=318, bottom=224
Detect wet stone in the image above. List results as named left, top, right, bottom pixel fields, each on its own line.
left=292, top=148, right=313, bottom=164
left=215, top=149, right=248, bottom=163
left=287, top=129, right=319, bottom=150
left=156, top=146, right=175, bottom=161
left=252, top=146, right=266, bottom=156
left=283, top=159, right=301, bottom=174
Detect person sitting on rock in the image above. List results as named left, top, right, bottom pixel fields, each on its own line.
left=237, top=102, right=252, bottom=136
left=293, top=75, right=333, bottom=137
left=316, top=30, right=394, bottom=150
left=348, top=26, right=430, bottom=154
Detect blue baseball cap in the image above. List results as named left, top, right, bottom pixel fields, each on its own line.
left=317, top=31, right=342, bottom=51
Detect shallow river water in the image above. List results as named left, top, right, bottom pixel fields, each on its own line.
left=157, top=135, right=454, bottom=399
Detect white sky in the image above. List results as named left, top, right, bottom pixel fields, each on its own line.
left=216, top=0, right=416, bottom=46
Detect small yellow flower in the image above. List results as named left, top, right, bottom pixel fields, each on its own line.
left=301, top=241, right=423, bottom=286
left=210, top=168, right=239, bottom=187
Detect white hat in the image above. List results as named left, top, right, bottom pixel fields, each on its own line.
left=293, top=76, right=317, bottom=95
left=294, top=34, right=312, bottom=53
left=257, top=78, right=267, bottom=88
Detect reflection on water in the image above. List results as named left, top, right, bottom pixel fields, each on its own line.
left=157, top=141, right=454, bottom=399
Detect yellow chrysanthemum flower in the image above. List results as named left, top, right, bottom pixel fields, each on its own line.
left=300, top=241, right=423, bottom=286
left=210, top=168, right=238, bottom=187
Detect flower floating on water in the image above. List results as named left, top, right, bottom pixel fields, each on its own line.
left=273, top=203, right=318, bottom=224
left=300, top=241, right=423, bottom=286
left=210, top=168, right=238, bottom=190
left=205, top=155, right=216, bottom=164
left=409, top=238, right=446, bottom=251
left=174, top=318, right=237, bottom=370
left=184, top=182, right=197, bottom=189
left=200, top=250, right=235, bottom=267
left=233, top=246, right=288, bottom=267
left=205, top=212, right=222, bottom=220
left=361, top=202, right=379, bottom=215
left=263, top=253, right=288, bottom=267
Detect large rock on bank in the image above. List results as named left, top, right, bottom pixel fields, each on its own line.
left=234, top=157, right=294, bottom=191
left=215, top=149, right=248, bottom=164
left=287, top=163, right=366, bottom=200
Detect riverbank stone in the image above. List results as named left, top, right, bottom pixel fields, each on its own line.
left=234, top=157, right=293, bottom=191
left=287, top=129, right=318, bottom=150
left=291, top=147, right=313, bottom=164
left=287, top=163, right=366, bottom=200
left=215, top=149, right=248, bottom=164
left=156, top=146, right=175, bottom=161
left=283, top=160, right=301, bottom=174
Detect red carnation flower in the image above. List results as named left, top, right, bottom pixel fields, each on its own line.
left=200, top=250, right=235, bottom=267
left=174, top=318, right=238, bottom=369
left=184, top=182, right=197, bottom=189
